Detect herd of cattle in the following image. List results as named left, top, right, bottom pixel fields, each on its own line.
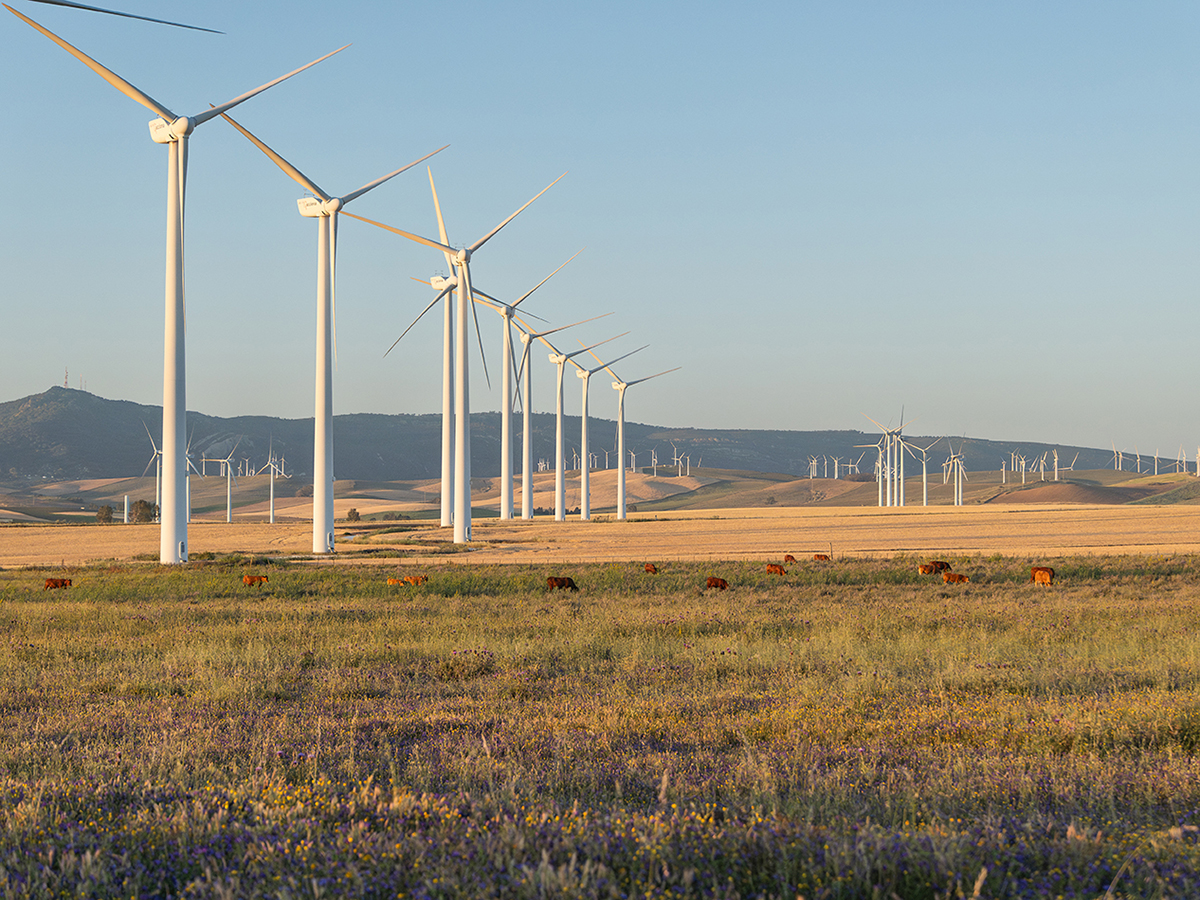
left=37, top=558, right=1057, bottom=593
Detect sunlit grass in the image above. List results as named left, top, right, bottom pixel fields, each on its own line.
left=0, top=554, right=1198, bottom=896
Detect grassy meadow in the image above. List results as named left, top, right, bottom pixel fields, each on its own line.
left=0, top=555, right=1199, bottom=897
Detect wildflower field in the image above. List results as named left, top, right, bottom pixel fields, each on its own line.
left=1, top=554, right=1199, bottom=897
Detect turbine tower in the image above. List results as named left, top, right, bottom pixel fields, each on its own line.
left=7, top=5, right=344, bottom=562
left=219, top=113, right=444, bottom=553
left=344, top=174, right=566, bottom=543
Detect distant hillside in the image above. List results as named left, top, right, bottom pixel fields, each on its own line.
left=0, top=386, right=1118, bottom=482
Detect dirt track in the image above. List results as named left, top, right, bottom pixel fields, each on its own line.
left=3, top=503, right=1200, bottom=567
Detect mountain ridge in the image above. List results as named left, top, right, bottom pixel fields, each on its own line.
left=0, top=386, right=1122, bottom=482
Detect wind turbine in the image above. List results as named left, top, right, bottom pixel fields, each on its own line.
left=611, top=367, right=678, bottom=520
left=7, top=4, right=345, bottom=563
left=546, top=333, right=626, bottom=521
left=256, top=440, right=284, bottom=524
left=344, top=174, right=567, bottom=543
left=576, top=344, right=646, bottom=520
left=219, top=114, right=445, bottom=553
left=220, top=439, right=242, bottom=523
left=141, top=422, right=162, bottom=523
left=905, top=438, right=940, bottom=506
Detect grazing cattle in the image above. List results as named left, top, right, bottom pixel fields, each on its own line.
left=705, top=576, right=729, bottom=591
left=547, top=576, right=578, bottom=592
left=387, top=577, right=401, bottom=586
left=242, top=574, right=268, bottom=586
left=1030, top=566, right=1055, bottom=586
left=766, top=564, right=787, bottom=576
left=929, top=561, right=951, bottom=572
left=43, top=578, right=71, bottom=591
left=644, top=563, right=658, bottom=574
left=942, top=572, right=969, bottom=584
left=813, top=553, right=831, bottom=562
left=783, top=554, right=797, bottom=564
left=917, top=563, right=937, bottom=576
left=405, top=575, right=428, bottom=586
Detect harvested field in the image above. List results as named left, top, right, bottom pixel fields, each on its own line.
left=4, top=503, right=1200, bottom=567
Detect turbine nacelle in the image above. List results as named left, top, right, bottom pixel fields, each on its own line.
left=430, top=274, right=457, bottom=291
left=296, top=196, right=343, bottom=217
left=148, top=116, right=193, bottom=143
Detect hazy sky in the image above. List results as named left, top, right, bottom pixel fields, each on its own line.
left=2, top=1, right=1197, bottom=454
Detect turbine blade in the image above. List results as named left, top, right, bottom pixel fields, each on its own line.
left=468, top=172, right=567, bottom=254
left=626, top=366, right=681, bottom=387
left=218, top=109, right=329, bottom=199
left=511, top=248, right=584, bottom=309
left=24, top=0, right=222, bottom=32
left=192, top=45, right=349, bottom=125
left=588, top=343, right=648, bottom=375
left=383, top=283, right=453, bottom=357
left=6, top=4, right=176, bottom=119
left=461, top=266, right=490, bottom=389
left=428, top=168, right=455, bottom=274
left=521, top=312, right=613, bottom=349
left=340, top=145, right=449, bottom=206
left=564, top=331, right=628, bottom=360
left=340, top=210, right=454, bottom=256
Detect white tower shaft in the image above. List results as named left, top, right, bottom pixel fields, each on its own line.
left=312, top=215, right=335, bottom=553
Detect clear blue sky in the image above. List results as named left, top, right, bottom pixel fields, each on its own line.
left=2, top=1, right=1197, bottom=455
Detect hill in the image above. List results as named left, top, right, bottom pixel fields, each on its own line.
left=0, top=386, right=1121, bottom=485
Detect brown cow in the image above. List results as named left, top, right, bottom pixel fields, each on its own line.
left=929, top=561, right=951, bottom=572
left=243, top=574, right=268, bottom=586
left=644, top=563, right=658, bottom=574
left=387, top=577, right=402, bottom=586
left=917, top=563, right=937, bottom=575
left=813, top=553, right=831, bottom=562
left=705, top=576, right=729, bottom=591
left=1030, top=566, right=1055, bottom=586
left=405, top=575, right=428, bottom=586
left=43, top=578, right=71, bottom=590
left=766, top=563, right=787, bottom=576
left=942, top=572, right=969, bottom=584
left=547, top=576, right=578, bottom=592
left=783, top=554, right=797, bottom=564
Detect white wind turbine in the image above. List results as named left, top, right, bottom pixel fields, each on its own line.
left=575, top=345, right=646, bottom=520
left=219, top=113, right=445, bottom=553
left=904, top=438, right=940, bottom=506
left=546, top=333, right=627, bottom=521
left=7, top=5, right=345, bottom=563
left=140, top=422, right=162, bottom=523
left=344, top=174, right=566, bottom=543
left=256, top=440, right=284, bottom=524
left=947, top=444, right=967, bottom=506
left=512, top=314, right=610, bottom=520
left=611, top=367, right=679, bottom=520
left=220, top=438, right=242, bottom=523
